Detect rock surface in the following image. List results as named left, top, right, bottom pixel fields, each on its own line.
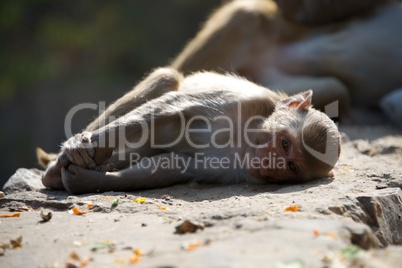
left=2, top=168, right=45, bottom=194
left=0, top=125, right=402, bottom=267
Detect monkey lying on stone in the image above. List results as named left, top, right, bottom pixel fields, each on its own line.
left=38, top=68, right=340, bottom=195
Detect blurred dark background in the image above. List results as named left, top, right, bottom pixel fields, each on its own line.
left=0, top=0, right=222, bottom=187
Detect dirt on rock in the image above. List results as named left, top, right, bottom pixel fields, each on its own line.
left=1, top=125, right=402, bottom=268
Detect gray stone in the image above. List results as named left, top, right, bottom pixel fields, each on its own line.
left=2, top=168, right=45, bottom=194
left=356, top=188, right=402, bottom=246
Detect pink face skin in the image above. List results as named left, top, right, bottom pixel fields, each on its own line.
left=248, top=131, right=306, bottom=183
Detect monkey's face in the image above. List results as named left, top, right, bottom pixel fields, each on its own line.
left=247, top=90, right=340, bottom=183
left=249, top=129, right=306, bottom=183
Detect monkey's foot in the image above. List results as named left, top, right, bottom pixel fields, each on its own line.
left=42, top=156, right=68, bottom=190
left=62, top=131, right=114, bottom=169
left=61, top=164, right=114, bottom=194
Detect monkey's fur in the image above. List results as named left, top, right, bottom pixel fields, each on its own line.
left=39, top=68, right=340, bottom=194
left=171, top=0, right=402, bottom=122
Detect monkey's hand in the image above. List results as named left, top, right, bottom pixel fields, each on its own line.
left=61, top=132, right=97, bottom=169
left=61, top=131, right=115, bottom=170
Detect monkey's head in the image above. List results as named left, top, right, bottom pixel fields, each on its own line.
left=250, top=90, right=341, bottom=183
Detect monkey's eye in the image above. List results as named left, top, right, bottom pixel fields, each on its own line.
left=288, top=161, right=298, bottom=173
left=281, top=138, right=290, bottom=153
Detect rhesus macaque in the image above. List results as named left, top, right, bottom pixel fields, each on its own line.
left=39, top=68, right=340, bottom=195
left=171, top=0, right=402, bottom=122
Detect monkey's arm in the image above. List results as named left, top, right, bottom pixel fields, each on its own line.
left=62, top=91, right=199, bottom=169
left=61, top=153, right=194, bottom=194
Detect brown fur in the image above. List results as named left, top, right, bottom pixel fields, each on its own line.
left=171, top=0, right=402, bottom=121
left=40, top=68, right=340, bottom=194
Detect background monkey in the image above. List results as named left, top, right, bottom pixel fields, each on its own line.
left=39, top=68, right=340, bottom=195
left=171, top=0, right=402, bottom=122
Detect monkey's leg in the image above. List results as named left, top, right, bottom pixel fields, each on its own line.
left=42, top=68, right=182, bottom=190
left=86, top=67, right=183, bottom=131
left=171, top=0, right=278, bottom=75
left=61, top=90, right=197, bottom=169
left=61, top=153, right=193, bottom=194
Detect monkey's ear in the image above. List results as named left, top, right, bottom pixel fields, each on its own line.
left=276, top=90, right=313, bottom=111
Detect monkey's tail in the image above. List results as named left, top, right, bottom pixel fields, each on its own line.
left=36, top=147, right=57, bottom=168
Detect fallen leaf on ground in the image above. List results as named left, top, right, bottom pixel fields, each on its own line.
left=68, top=251, right=91, bottom=267
left=79, top=258, right=91, bottom=266
left=183, top=240, right=201, bottom=251
left=87, top=203, right=94, bottom=209
left=133, top=249, right=142, bottom=256
left=175, top=220, right=205, bottom=234
left=326, top=232, right=337, bottom=239
left=130, top=256, right=141, bottom=264
left=91, top=241, right=116, bottom=253
left=0, top=243, right=8, bottom=255
left=111, top=197, right=120, bottom=207
left=102, top=196, right=112, bottom=200
left=71, top=207, right=87, bottom=215
left=133, top=197, right=146, bottom=204
left=157, top=205, right=167, bottom=210
left=341, top=245, right=362, bottom=260
left=40, top=211, right=52, bottom=222
left=10, top=236, right=22, bottom=248
left=284, top=205, right=299, bottom=212
left=0, top=212, right=21, bottom=218
left=9, top=206, right=29, bottom=212
left=69, top=251, right=80, bottom=261
left=313, top=229, right=320, bottom=236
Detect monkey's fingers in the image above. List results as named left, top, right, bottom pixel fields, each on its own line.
left=58, top=153, right=71, bottom=168
left=63, top=144, right=95, bottom=169
left=94, top=163, right=114, bottom=172
left=81, top=132, right=95, bottom=158
left=80, top=132, right=96, bottom=169
left=76, top=147, right=97, bottom=169
left=64, top=148, right=86, bottom=168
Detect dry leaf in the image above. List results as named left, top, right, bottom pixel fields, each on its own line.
left=133, top=249, right=142, bottom=256
left=313, top=229, right=320, bottom=236
left=9, top=206, right=29, bottom=212
left=102, top=196, right=112, bottom=200
left=175, top=220, right=204, bottom=234
left=133, top=197, right=146, bottom=204
left=69, top=251, right=81, bottom=261
left=87, top=203, right=94, bottom=209
left=90, top=241, right=116, bottom=253
left=130, top=256, right=141, bottom=264
left=79, top=258, right=91, bottom=266
left=0, top=243, right=8, bottom=255
left=327, top=232, right=337, bottom=239
left=0, top=212, right=21, bottom=218
left=10, top=236, right=22, bottom=248
left=284, top=205, right=299, bottom=212
left=40, top=211, right=52, bottom=222
left=71, top=207, right=87, bottom=215
left=184, top=240, right=201, bottom=251
left=157, top=205, right=167, bottom=210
